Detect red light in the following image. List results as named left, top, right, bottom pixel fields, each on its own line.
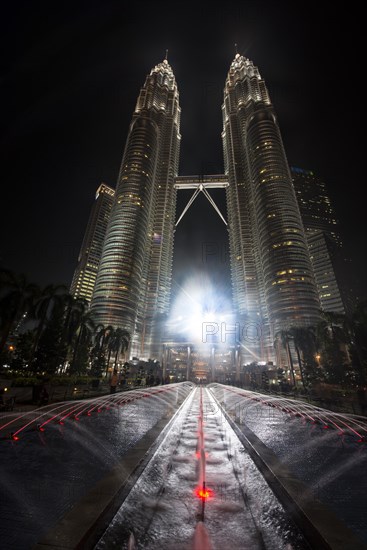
left=87, top=412, right=91, bottom=416
left=59, top=421, right=64, bottom=425
left=74, top=416, right=80, bottom=421
left=195, top=487, right=213, bottom=500
left=323, top=425, right=329, bottom=429
left=11, top=433, right=19, bottom=441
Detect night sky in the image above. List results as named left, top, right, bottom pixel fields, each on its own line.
left=1, top=1, right=365, bottom=302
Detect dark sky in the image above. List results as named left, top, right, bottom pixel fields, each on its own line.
left=1, top=1, right=366, bottom=301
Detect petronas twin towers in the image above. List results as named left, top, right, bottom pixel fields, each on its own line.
left=91, top=58, right=180, bottom=358
left=90, top=54, right=320, bottom=364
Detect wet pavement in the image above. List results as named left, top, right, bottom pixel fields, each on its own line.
left=96, top=387, right=306, bottom=549
left=210, top=384, right=367, bottom=545
left=1, top=383, right=366, bottom=549
left=0, top=384, right=192, bottom=550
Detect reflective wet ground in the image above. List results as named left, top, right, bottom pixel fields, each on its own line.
left=1, top=383, right=365, bottom=549
left=96, top=387, right=306, bottom=549
left=0, top=384, right=192, bottom=550
left=210, top=384, right=367, bottom=544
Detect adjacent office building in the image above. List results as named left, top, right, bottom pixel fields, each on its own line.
left=70, top=183, right=115, bottom=303
left=291, top=167, right=345, bottom=314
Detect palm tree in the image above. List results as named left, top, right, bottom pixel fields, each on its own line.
left=62, top=296, right=89, bottom=365
left=69, top=309, right=95, bottom=374
left=105, top=327, right=116, bottom=376
left=112, top=328, right=130, bottom=369
left=317, top=310, right=350, bottom=385
left=29, top=284, right=68, bottom=365
left=275, top=329, right=296, bottom=386
left=103, top=328, right=130, bottom=376
left=0, top=269, right=40, bottom=354
left=92, top=324, right=114, bottom=377
left=288, top=327, right=318, bottom=390
left=351, top=301, right=367, bottom=382
left=299, top=325, right=324, bottom=386
left=319, top=310, right=348, bottom=343
left=33, top=300, right=67, bottom=374
left=94, top=324, right=113, bottom=350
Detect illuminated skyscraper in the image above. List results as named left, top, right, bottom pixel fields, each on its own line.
left=291, top=167, right=340, bottom=244
left=71, top=183, right=115, bottom=303
left=91, top=58, right=181, bottom=358
left=307, top=232, right=345, bottom=313
left=222, top=54, right=320, bottom=363
left=291, top=167, right=345, bottom=314
left=89, top=55, right=322, bottom=366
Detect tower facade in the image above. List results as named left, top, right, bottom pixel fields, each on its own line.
left=291, top=167, right=345, bottom=314
left=90, top=59, right=181, bottom=358
left=222, top=54, right=320, bottom=363
left=71, top=183, right=115, bottom=303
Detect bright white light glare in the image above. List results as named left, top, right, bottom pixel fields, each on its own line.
left=168, top=274, right=234, bottom=345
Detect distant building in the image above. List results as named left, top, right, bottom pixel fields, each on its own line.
left=70, top=183, right=115, bottom=303
left=291, top=167, right=340, bottom=244
left=291, top=168, right=345, bottom=314
left=307, top=231, right=345, bottom=313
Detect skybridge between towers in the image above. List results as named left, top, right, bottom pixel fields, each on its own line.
left=174, top=174, right=229, bottom=227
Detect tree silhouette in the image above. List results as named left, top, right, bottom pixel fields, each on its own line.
left=274, top=330, right=296, bottom=386
left=0, top=269, right=40, bottom=354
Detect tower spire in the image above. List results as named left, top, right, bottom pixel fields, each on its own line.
left=165, top=49, right=168, bottom=61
